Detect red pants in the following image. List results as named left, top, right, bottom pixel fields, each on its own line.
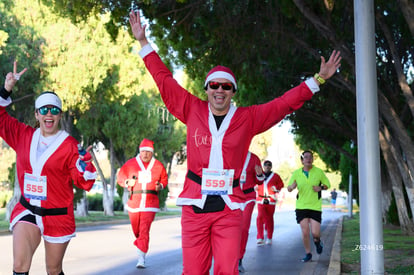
left=239, top=201, right=255, bottom=259
left=256, top=204, right=275, bottom=239
left=181, top=205, right=242, bottom=275
left=128, top=211, right=156, bottom=253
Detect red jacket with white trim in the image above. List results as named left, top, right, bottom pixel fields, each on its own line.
left=140, top=46, right=314, bottom=210
left=117, top=156, right=168, bottom=212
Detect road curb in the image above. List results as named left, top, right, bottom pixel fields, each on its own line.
left=327, top=215, right=343, bottom=275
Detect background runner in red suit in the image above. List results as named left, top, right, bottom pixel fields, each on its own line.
left=116, top=138, right=168, bottom=269
left=1, top=62, right=97, bottom=275
left=255, top=160, right=284, bottom=246
left=238, top=152, right=264, bottom=273
left=129, top=10, right=341, bottom=275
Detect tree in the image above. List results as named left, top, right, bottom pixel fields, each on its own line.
left=18, top=0, right=414, bottom=233
left=1, top=0, right=186, bottom=217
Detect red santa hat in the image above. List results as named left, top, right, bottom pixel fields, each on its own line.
left=139, top=138, right=154, bottom=153
left=204, top=65, right=237, bottom=91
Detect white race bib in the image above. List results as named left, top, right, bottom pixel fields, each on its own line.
left=201, top=168, right=234, bottom=195
left=24, top=173, right=47, bottom=200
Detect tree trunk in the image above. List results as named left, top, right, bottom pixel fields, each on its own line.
left=102, top=140, right=116, bottom=216
left=379, top=129, right=414, bottom=235
left=380, top=123, right=414, bottom=223
left=122, top=188, right=129, bottom=214
left=103, top=191, right=114, bottom=216
left=75, top=192, right=89, bottom=217
left=6, top=168, right=20, bottom=223
left=89, top=144, right=114, bottom=216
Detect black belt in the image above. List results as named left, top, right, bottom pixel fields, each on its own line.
left=20, top=196, right=68, bottom=216
left=243, top=187, right=255, bottom=194
left=186, top=170, right=240, bottom=188
left=259, top=195, right=271, bottom=198
left=131, top=190, right=158, bottom=195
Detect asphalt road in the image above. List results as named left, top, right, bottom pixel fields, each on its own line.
left=0, top=207, right=344, bottom=275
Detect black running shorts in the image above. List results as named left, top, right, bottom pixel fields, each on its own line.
left=295, top=209, right=322, bottom=224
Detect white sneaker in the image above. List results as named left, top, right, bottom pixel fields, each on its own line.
left=257, top=239, right=265, bottom=246
left=265, top=239, right=272, bottom=245
left=136, top=249, right=146, bottom=268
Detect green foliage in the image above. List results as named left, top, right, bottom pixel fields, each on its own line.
left=1, top=0, right=185, bottom=214
left=87, top=193, right=123, bottom=211
left=5, top=0, right=414, bottom=227
left=0, top=190, right=12, bottom=208
left=73, top=185, right=84, bottom=206
left=158, top=186, right=169, bottom=210
left=7, top=162, right=15, bottom=188
left=341, top=215, right=361, bottom=266
left=338, top=143, right=358, bottom=205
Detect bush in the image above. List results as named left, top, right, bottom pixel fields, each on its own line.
left=0, top=191, right=13, bottom=208
left=87, top=193, right=123, bottom=211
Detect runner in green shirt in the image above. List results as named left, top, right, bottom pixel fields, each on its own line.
left=287, top=150, right=330, bottom=262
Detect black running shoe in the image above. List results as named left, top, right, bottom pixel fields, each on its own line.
left=315, top=240, right=323, bottom=254
left=302, top=253, right=312, bottom=262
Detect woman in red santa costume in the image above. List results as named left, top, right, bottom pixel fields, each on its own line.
left=117, top=138, right=168, bottom=269
left=129, top=10, right=341, bottom=275
left=238, top=151, right=264, bottom=273
left=255, top=160, right=284, bottom=246
left=0, top=62, right=97, bottom=275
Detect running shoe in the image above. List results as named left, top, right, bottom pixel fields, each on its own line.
left=136, top=250, right=146, bottom=268
left=302, top=253, right=312, bottom=262
left=257, top=239, right=265, bottom=246
left=315, top=240, right=323, bottom=254
left=265, top=239, right=272, bottom=245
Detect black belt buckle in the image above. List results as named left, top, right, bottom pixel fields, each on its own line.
left=263, top=198, right=269, bottom=205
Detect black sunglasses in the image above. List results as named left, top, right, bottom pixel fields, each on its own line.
left=38, top=106, right=61, bottom=115
left=208, top=81, right=233, bottom=91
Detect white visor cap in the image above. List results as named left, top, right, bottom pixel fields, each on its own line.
left=35, top=92, right=62, bottom=110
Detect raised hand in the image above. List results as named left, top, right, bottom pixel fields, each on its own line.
left=318, top=50, right=342, bottom=80
left=129, top=10, right=149, bottom=47
left=254, top=165, right=263, bottom=176
left=4, top=61, right=27, bottom=92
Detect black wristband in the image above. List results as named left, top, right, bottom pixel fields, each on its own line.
left=0, top=86, right=11, bottom=100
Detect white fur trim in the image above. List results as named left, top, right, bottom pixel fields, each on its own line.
left=305, top=78, right=320, bottom=94
left=0, top=97, right=12, bottom=107
left=139, top=44, right=155, bottom=58
left=43, top=233, right=76, bottom=243
left=205, top=72, right=237, bottom=90
left=139, top=147, right=154, bottom=152
left=83, top=170, right=97, bottom=181
left=126, top=206, right=160, bottom=212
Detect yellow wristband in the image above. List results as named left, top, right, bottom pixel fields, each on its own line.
left=314, top=73, right=326, bottom=85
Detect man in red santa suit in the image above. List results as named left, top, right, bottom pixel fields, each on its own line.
left=255, top=160, right=284, bottom=246
left=1, top=62, right=96, bottom=275
left=117, top=138, right=168, bottom=268
left=238, top=151, right=264, bottom=273
left=129, top=10, right=341, bottom=274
